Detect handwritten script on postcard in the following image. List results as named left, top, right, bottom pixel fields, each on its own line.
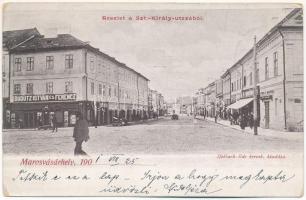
left=3, top=154, right=302, bottom=196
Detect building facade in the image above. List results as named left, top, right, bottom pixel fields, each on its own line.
left=256, top=8, right=303, bottom=131
left=8, top=33, right=149, bottom=128
left=2, top=28, right=41, bottom=128
left=195, top=8, right=303, bottom=131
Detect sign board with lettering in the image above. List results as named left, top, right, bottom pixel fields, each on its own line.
left=13, top=94, right=77, bottom=103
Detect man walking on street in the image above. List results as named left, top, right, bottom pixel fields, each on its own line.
left=73, top=113, right=90, bottom=156
left=52, top=115, right=58, bottom=132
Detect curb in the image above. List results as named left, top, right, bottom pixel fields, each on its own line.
left=196, top=117, right=251, bottom=135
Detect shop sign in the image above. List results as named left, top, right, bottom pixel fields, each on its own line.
left=260, top=90, right=273, bottom=101
left=260, top=95, right=273, bottom=101
left=13, top=93, right=77, bottom=102
left=260, top=90, right=274, bottom=96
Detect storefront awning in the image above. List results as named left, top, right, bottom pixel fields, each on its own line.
left=227, top=98, right=253, bottom=110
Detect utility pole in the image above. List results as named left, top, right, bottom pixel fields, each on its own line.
left=253, top=36, right=258, bottom=135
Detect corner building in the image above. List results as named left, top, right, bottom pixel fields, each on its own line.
left=9, top=34, right=149, bottom=128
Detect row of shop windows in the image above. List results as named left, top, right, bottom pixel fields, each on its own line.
left=7, top=108, right=150, bottom=129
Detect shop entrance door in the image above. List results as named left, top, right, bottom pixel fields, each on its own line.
left=43, top=112, right=50, bottom=126
left=264, top=101, right=270, bottom=129
left=24, top=112, right=35, bottom=128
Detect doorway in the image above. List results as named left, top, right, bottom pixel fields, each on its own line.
left=24, top=112, right=35, bottom=128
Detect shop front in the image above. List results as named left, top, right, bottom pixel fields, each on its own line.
left=9, top=93, right=86, bottom=128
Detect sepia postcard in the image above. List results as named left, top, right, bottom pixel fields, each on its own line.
left=1, top=1, right=304, bottom=197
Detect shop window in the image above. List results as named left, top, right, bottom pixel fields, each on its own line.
left=46, top=56, right=54, bottom=69
left=99, top=84, right=102, bottom=95
left=15, top=58, right=22, bottom=72
left=14, top=84, right=21, bottom=94
left=26, top=57, right=34, bottom=71
left=46, top=82, right=53, bottom=93
left=26, top=83, right=33, bottom=94
left=265, top=57, right=269, bottom=80
left=91, top=82, right=95, bottom=95
left=65, top=54, right=73, bottom=69
left=273, top=52, right=278, bottom=77
left=65, top=81, right=73, bottom=93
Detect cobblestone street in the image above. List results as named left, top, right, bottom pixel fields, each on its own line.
left=3, top=116, right=303, bottom=156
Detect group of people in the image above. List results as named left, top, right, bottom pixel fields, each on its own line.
left=198, top=107, right=256, bottom=130
left=228, top=111, right=254, bottom=130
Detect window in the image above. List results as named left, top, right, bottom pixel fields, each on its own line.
left=65, top=54, right=73, bottom=69
left=14, top=84, right=21, bottom=94
left=250, top=72, right=253, bottom=85
left=275, top=98, right=278, bottom=116
left=243, top=76, right=246, bottom=87
left=265, top=57, right=269, bottom=80
left=103, top=85, right=106, bottom=96
left=15, top=58, right=22, bottom=72
left=90, top=57, right=94, bottom=71
left=91, top=82, right=95, bottom=95
left=46, top=56, right=54, bottom=69
left=273, top=52, right=278, bottom=77
left=46, top=82, right=53, bottom=93
left=255, top=63, right=259, bottom=83
left=26, top=83, right=33, bottom=94
left=114, top=87, right=117, bottom=97
left=231, top=82, right=234, bottom=92
left=109, top=86, right=111, bottom=97
left=26, top=57, right=34, bottom=71
left=99, top=84, right=102, bottom=95
left=65, top=81, right=73, bottom=93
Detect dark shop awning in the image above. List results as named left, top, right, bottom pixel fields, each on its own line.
left=227, top=98, right=253, bottom=110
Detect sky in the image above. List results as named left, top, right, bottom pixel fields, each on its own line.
left=3, top=3, right=297, bottom=102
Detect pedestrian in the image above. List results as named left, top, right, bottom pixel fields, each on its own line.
left=52, top=115, right=58, bottom=132
left=249, top=112, right=254, bottom=129
left=240, top=113, right=246, bottom=130
left=73, top=113, right=89, bottom=156
left=214, top=111, right=218, bottom=123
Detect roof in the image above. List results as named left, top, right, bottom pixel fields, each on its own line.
left=11, top=33, right=87, bottom=52
left=228, top=8, right=302, bottom=72
left=3, top=28, right=41, bottom=49
left=10, top=33, right=149, bottom=81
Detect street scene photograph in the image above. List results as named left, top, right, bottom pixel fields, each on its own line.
left=2, top=3, right=303, bottom=156
left=1, top=2, right=305, bottom=197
